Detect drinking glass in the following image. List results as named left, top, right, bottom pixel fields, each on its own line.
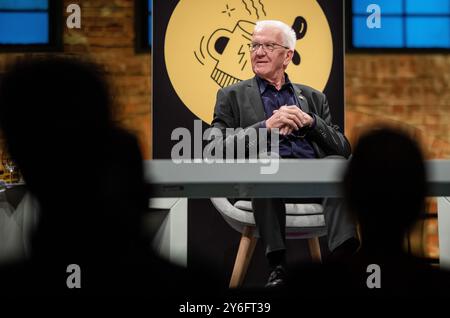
left=1, top=152, right=16, bottom=184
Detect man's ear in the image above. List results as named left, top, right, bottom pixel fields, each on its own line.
left=283, top=50, right=294, bottom=67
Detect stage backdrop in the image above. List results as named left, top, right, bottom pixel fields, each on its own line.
left=153, top=0, right=344, bottom=286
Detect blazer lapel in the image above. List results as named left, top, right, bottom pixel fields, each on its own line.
left=247, top=77, right=266, bottom=121
left=293, top=84, right=309, bottom=113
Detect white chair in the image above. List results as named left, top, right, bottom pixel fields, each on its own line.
left=0, top=185, right=39, bottom=263
left=211, top=198, right=326, bottom=288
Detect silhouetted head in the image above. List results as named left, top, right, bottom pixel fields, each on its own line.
left=0, top=56, right=114, bottom=194
left=0, top=57, right=148, bottom=263
left=344, top=127, right=427, bottom=247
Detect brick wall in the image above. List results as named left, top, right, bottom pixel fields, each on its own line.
left=345, top=54, right=450, bottom=159
left=0, top=0, right=151, bottom=159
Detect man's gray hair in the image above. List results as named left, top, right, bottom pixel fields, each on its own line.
left=254, top=20, right=297, bottom=50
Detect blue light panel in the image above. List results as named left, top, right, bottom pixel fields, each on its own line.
left=0, top=0, right=48, bottom=10
left=353, top=0, right=403, bottom=14
left=406, top=0, right=450, bottom=14
left=406, top=17, right=450, bottom=48
left=0, top=12, right=48, bottom=44
left=352, top=0, right=450, bottom=49
left=353, top=16, right=403, bottom=47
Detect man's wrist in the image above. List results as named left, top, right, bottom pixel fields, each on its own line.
left=307, top=113, right=316, bottom=129
left=260, top=120, right=267, bottom=129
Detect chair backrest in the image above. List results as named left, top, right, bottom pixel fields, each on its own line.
left=0, top=188, right=39, bottom=263
left=210, top=198, right=327, bottom=239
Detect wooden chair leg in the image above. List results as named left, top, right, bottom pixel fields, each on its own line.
left=308, top=237, right=322, bottom=263
left=229, top=226, right=258, bottom=288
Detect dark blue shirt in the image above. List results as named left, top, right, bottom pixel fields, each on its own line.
left=256, top=75, right=317, bottom=158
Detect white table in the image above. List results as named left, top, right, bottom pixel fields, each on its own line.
left=145, top=159, right=450, bottom=268
left=145, top=159, right=450, bottom=198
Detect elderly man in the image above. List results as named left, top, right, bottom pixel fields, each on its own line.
left=210, top=20, right=359, bottom=287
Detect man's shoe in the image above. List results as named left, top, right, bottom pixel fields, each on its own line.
left=265, top=265, right=286, bottom=288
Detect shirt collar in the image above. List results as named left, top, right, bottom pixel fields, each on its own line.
left=256, top=73, right=292, bottom=94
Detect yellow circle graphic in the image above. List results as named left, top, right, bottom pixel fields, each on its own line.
left=164, top=0, right=333, bottom=123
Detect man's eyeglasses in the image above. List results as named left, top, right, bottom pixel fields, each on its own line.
left=248, top=42, right=290, bottom=53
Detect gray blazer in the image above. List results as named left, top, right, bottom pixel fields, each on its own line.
left=210, top=77, right=351, bottom=159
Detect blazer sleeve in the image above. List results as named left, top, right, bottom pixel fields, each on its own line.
left=206, top=88, right=266, bottom=159
left=210, top=88, right=237, bottom=130
left=307, top=93, right=352, bottom=158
